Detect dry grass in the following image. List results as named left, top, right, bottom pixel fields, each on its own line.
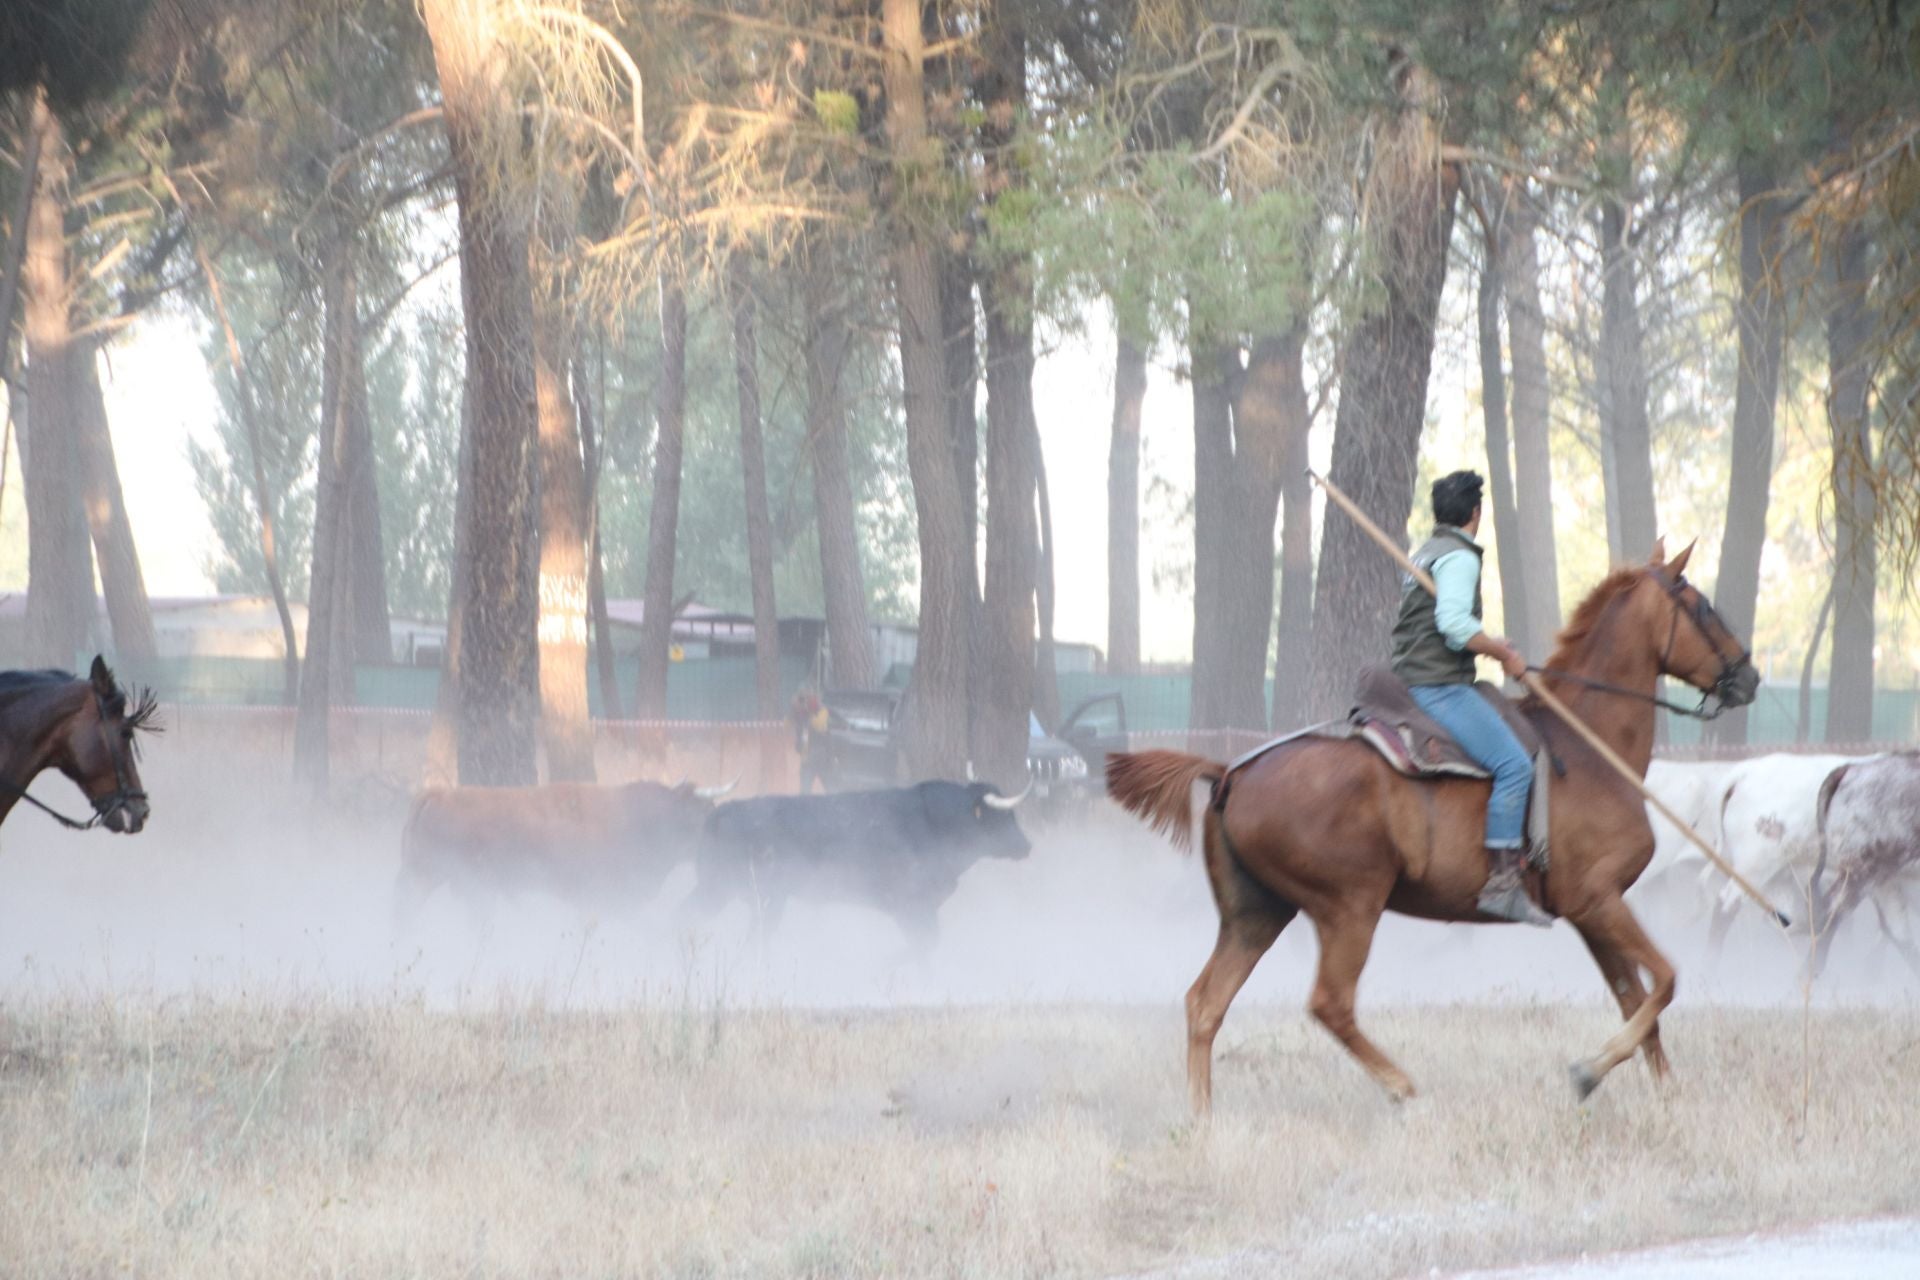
left=3, top=752, right=1917, bottom=1276
left=3, top=996, right=1918, bottom=1278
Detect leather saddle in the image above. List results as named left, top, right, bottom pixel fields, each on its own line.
left=1220, top=665, right=1555, bottom=872
left=1347, top=664, right=1544, bottom=781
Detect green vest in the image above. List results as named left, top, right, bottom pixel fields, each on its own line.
left=1389, top=527, right=1483, bottom=687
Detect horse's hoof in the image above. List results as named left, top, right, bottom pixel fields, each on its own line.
left=1569, top=1061, right=1601, bottom=1101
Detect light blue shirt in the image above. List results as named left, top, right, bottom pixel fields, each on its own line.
left=1431, top=543, right=1484, bottom=651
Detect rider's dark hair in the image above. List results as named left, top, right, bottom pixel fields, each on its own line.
left=1431, top=470, right=1484, bottom=528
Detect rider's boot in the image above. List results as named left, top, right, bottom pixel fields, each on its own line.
left=1478, top=848, right=1554, bottom=928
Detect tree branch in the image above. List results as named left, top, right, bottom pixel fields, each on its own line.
left=1438, top=145, right=1595, bottom=194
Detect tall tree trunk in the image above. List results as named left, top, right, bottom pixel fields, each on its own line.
left=1187, top=335, right=1237, bottom=731
left=1220, top=334, right=1295, bottom=727
left=804, top=260, right=872, bottom=690
left=0, top=89, right=47, bottom=387
left=1107, top=330, right=1145, bottom=677
left=1594, top=332, right=1624, bottom=567
left=21, top=102, right=93, bottom=668
left=978, top=267, right=1038, bottom=785
left=942, top=256, right=979, bottom=594
left=73, top=342, right=155, bottom=660
left=1597, top=70, right=1657, bottom=565
left=424, top=0, right=541, bottom=785
left=294, top=232, right=360, bottom=793
left=726, top=256, right=783, bottom=783
left=425, top=392, right=475, bottom=786
left=192, top=236, right=300, bottom=704
left=1598, top=198, right=1657, bottom=562
left=1708, top=156, right=1787, bottom=746
left=1268, top=335, right=1315, bottom=729
left=1185, top=325, right=1289, bottom=733
left=1190, top=316, right=1292, bottom=730
left=1033, top=437, right=1060, bottom=732
left=574, top=356, right=621, bottom=719
left=975, top=19, right=1039, bottom=786
left=345, top=341, right=389, bottom=666
left=1825, top=220, right=1875, bottom=742
left=1305, top=61, right=1459, bottom=721
left=884, top=0, right=971, bottom=779
left=1504, top=187, right=1562, bottom=648
left=635, top=279, right=686, bottom=720
left=942, top=254, right=984, bottom=761
left=534, top=301, right=595, bottom=782
left=1475, top=199, right=1532, bottom=658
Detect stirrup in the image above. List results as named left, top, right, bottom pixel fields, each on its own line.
left=1479, top=851, right=1553, bottom=928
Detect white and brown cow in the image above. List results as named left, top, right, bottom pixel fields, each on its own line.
left=1639, top=752, right=1919, bottom=977
left=394, top=779, right=732, bottom=928
left=1809, top=752, right=1920, bottom=979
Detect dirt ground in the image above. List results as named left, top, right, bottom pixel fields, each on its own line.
left=2, top=752, right=1917, bottom=1277
left=1441, top=1218, right=1920, bottom=1279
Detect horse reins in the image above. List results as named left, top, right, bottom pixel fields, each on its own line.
left=1526, top=570, right=1752, bottom=721
left=0, top=690, right=147, bottom=832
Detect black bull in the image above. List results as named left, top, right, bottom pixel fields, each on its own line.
left=688, top=781, right=1032, bottom=947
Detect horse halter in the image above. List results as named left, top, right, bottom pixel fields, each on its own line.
left=1650, top=568, right=1753, bottom=718
left=0, top=689, right=147, bottom=832
left=1529, top=568, right=1753, bottom=721
left=87, top=688, right=150, bottom=825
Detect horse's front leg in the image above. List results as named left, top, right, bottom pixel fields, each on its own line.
left=1577, top=926, right=1670, bottom=1081
left=1566, top=894, right=1676, bottom=1100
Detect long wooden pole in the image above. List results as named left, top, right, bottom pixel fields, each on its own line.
left=1308, top=468, right=1790, bottom=927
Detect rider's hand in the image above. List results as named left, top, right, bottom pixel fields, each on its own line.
left=1499, top=644, right=1529, bottom=682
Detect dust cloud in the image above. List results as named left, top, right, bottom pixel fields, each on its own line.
left=0, top=758, right=1913, bottom=1013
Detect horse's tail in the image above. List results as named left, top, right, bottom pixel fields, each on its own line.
left=1105, top=750, right=1226, bottom=855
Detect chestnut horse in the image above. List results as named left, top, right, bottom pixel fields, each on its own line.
left=1106, top=542, right=1759, bottom=1114
left=0, top=656, right=157, bottom=835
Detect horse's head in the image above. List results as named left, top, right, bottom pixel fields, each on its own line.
left=54, top=657, right=158, bottom=834
left=1643, top=540, right=1761, bottom=715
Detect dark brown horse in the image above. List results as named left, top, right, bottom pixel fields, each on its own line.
left=0, top=656, right=156, bottom=835
left=1106, top=542, right=1759, bottom=1114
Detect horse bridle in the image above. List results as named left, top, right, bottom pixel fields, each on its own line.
left=1528, top=568, right=1753, bottom=721
left=0, top=689, right=147, bottom=832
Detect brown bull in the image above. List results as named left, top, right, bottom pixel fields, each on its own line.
left=394, top=779, right=732, bottom=927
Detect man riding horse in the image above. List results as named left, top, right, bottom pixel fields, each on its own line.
left=1391, top=470, right=1550, bottom=928
left=1107, top=530, right=1761, bottom=1113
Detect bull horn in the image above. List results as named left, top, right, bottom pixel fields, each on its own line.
left=981, top=781, right=1031, bottom=810
left=965, top=760, right=976, bottom=782
left=693, top=777, right=740, bottom=800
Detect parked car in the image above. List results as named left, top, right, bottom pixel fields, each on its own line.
left=1023, top=694, right=1129, bottom=818
left=817, top=688, right=1128, bottom=818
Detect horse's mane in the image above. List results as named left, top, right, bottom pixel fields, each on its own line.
left=0, top=668, right=79, bottom=704
left=1538, top=566, right=1650, bottom=673
left=125, top=686, right=163, bottom=738
left=0, top=667, right=162, bottom=744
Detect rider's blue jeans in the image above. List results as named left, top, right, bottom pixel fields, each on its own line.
left=1408, top=683, right=1531, bottom=849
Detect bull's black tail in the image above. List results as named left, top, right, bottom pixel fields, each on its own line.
left=392, top=790, right=439, bottom=934
left=1105, top=750, right=1226, bottom=855
left=1809, top=761, right=1854, bottom=932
